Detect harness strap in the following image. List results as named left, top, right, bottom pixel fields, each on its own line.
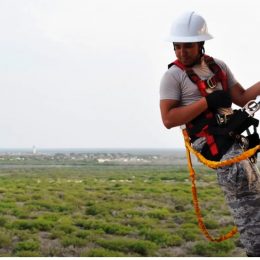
left=169, top=55, right=229, bottom=158
left=204, top=55, right=228, bottom=91
left=196, top=126, right=219, bottom=156
left=186, top=69, right=208, bottom=96
left=170, top=55, right=227, bottom=94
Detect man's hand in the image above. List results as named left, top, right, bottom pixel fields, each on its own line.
left=205, top=90, right=232, bottom=110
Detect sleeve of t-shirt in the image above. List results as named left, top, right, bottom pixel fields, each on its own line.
left=159, top=70, right=181, bottom=100
left=215, top=59, right=238, bottom=89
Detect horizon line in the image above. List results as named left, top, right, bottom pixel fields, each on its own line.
left=0, top=147, right=184, bottom=150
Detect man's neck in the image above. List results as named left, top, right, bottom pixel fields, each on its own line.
left=185, top=55, right=203, bottom=68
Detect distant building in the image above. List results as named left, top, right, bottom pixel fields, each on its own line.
left=32, top=145, right=37, bottom=154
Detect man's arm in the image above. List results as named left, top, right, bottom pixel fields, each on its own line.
left=160, top=98, right=208, bottom=129
left=230, top=82, right=260, bottom=107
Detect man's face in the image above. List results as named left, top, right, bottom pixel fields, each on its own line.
left=173, top=42, right=200, bottom=67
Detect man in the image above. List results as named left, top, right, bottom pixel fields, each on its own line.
left=160, top=11, right=260, bottom=256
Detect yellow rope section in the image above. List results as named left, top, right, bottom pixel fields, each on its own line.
left=183, top=129, right=260, bottom=169
left=185, top=140, right=238, bottom=242
left=182, top=129, right=260, bottom=242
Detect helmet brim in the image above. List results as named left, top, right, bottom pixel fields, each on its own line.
left=165, top=34, right=213, bottom=43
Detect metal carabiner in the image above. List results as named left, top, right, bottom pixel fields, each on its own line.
left=242, top=95, right=260, bottom=117
left=206, top=78, right=217, bottom=89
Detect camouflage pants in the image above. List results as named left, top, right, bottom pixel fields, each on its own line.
left=193, top=138, right=260, bottom=256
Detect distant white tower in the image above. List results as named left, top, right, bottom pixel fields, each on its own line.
left=32, top=145, right=37, bottom=154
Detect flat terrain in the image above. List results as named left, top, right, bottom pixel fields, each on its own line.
left=0, top=163, right=246, bottom=256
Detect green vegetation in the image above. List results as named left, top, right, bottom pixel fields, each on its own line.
left=0, top=164, right=244, bottom=256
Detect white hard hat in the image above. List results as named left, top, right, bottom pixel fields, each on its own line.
left=166, top=11, right=213, bottom=43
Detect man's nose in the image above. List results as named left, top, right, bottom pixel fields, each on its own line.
left=180, top=47, right=187, bottom=55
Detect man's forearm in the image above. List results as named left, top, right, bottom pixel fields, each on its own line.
left=162, top=98, right=208, bottom=128
left=242, top=82, right=260, bottom=104
left=231, top=82, right=260, bottom=107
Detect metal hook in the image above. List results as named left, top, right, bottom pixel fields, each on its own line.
left=242, top=96, right=260, bottom=117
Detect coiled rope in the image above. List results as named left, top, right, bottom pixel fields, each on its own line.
left=182, top=128, right=260, bottom=242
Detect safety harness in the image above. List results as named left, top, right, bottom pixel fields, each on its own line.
left=168, top=56, right=260, bottom=242
left=169, top=55, right=259, bottom=161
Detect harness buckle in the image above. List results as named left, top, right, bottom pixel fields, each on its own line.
left=206, top=77, right=217, bottom=89
left=243, top=97, right=260, bottom=117
left=239, top=135, right=249, bottom=150
left=216, top=114, right=228, bottom=125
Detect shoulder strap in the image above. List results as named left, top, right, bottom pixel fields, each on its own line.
left=170, top=57, right=220, bottom=157
left=168, top=60, right=184, bottom=70
left=169, top=55, right=228, bottom=95
left=203, top=55, right=228, bottom=91
left=171, top=59, right=208, bottom=96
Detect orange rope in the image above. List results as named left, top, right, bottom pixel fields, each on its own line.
left=181, top=128, right=260, bottom=242
left=185, top=143, right=238, bottom=242
left=182, top=128, right=260, bottom=241
left=182, top=129, right=260, bottom=169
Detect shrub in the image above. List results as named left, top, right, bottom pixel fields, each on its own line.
left=14, top=250, right=41, bottom=257
left=12, top=230, right=36, bottom=241
left=191, top=240, right=235, bottom=256
left=123, top=215, right=155, bottom=229
left=27, top=200, right=71, bottom=212
left=12, top=220, right=34, bottom=230
left=97, top=238, right=158, bottom=256
left=75, top=230, right=92, bottom=239
left=102, top=223, right=131, bottom=235
left=36, top=219, right=54, bottom=231
left=172, top=211, right=197, bottom=225
left=11, top=208, right=29, bottom=218
left=81, top=248, right=125, bottom=257
left=56, top=223, right=76, bottom=234
left=14, top=239, right=40, bottom=252
left=124, top=209, right=145, bottom=217
left=0, top=202, right=16, bottom=209
left=74, top=219, right=131, bottom=235
left=177, top=228, right=198, bottom=241
left=140, top=228, right=183, bottom=246
left=61, top=236, right=86, bottom=247
left=169, top=234, right=184, bottom=246
left=0, top=217, right=7, bottom=227
left=12, top=219, right=53, bottom=231
left=0, top=231, right=12, bottom=247
left=41, top=213, right=60, bottom=222
left=204, top=219, right=219, bottom=229
left=49, top=230, right=65, bottom=240
left=177, top=224, right=200, bottom=241
left=147, top=208, right=170, bottom=220
left=85, top=205, right=106, bottom=216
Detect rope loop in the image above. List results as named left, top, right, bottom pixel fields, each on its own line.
left=182, top=129, right=260, bottom=242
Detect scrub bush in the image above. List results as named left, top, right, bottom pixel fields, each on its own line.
left=191, top=240, right=235, bottom=256
left=81, top=248, right=125, bottom=257
left=0, top=231, right=12, bottom=247
left=147, top=208, right=170, bottom=220
left=96, top=237, right=158, bottom=256
left=140, top=228, right=183, bottom=246
left=13, top=239, right=40, bottom=252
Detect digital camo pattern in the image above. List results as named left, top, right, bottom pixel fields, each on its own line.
left=193, top=138, right=260, bottom=256
left=217, top=143, right=260, bottom=256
